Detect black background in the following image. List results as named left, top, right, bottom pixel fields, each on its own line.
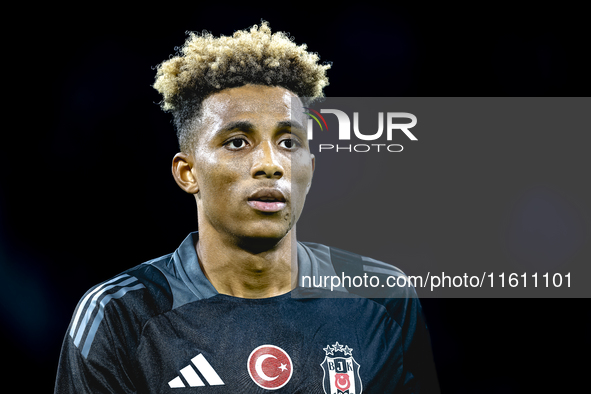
left=1, top=3, right=589, bottom=392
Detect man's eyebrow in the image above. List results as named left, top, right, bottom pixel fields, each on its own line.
left=276, top=120, right=306, bottom=131
left=218, top=120, right=255, bottom=133
left=217, top=120, right=306, bottom=133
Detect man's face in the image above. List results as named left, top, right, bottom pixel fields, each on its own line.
left=189, top=84, right=314, bottom=245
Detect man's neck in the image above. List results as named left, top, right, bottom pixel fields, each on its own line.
left=195, top=226, right=298, bottom=299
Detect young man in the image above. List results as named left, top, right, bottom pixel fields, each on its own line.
left=55, top=22, right=439, bottom=393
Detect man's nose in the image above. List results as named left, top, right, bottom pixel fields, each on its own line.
left=251, top=141, right=284, bottom=179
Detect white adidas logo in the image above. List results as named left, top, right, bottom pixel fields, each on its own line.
left=168, top=354, right=224, bottom=388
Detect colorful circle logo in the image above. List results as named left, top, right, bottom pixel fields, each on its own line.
left=247, top=345, right=293, bottom=390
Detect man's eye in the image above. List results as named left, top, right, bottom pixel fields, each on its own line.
left=279, top=139, right=297, bottom=149
left=225, top=138, right=248, bottom=150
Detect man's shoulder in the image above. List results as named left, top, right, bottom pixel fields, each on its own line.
left=66, top=253, right=175, bottom=359
left=76, top=252, right=176, bottom=318
left=298, top=241, right=417, bottom=299
left=301, top=241, right=407, bottom=277
left=94, top=252, right=176, bottom=307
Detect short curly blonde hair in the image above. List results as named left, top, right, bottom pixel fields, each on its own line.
left=153, top=21, right=331, bottom=153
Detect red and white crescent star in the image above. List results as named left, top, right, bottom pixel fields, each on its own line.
left=247, top=345, right=293, bottom=390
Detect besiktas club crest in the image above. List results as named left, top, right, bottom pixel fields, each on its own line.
left=320, top=342, right=362, bottom=394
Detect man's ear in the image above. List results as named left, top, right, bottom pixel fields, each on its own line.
left=172, top=152, right=199, bottom=194
left=306, top=154, right=315, bottom=194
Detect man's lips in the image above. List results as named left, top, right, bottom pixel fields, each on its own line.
left=247, top=188, right=287, bottom=213
left=247, top=200, right=286, bottom=212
